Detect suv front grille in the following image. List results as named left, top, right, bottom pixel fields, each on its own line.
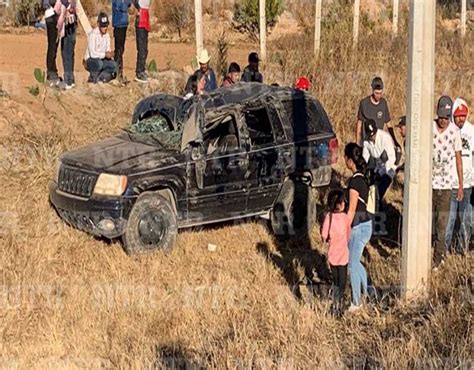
left=58, top=166, right=98, bottom=197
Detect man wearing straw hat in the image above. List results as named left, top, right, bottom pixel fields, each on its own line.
left=186, top=48, right=217, bottom=93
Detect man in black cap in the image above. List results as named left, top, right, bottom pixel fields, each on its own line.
left=241, top=52, right=263, bottom=83
left=432, top=96, right=464, bottom=267
left=362, top=119, right=397, bottom=207
left=356, top=77, right=391, bottom=144
left=84, top=13, right=118, bottom=83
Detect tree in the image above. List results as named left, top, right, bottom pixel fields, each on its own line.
left=233, top=0, right=284, bottom=39
left=162, top=0, right=192, bottom=39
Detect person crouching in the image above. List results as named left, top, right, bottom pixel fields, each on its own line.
left=84, top=13, right=118, bottom=83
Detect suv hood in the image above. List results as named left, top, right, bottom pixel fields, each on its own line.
left=60, top=135, right=182, bottom=174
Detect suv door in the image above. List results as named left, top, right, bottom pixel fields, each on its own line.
left=186, top=114, right=249, bottom=224
left=245, top=103, right=288, bottom=213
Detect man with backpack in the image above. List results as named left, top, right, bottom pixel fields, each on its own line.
left=362, top=119, right=397, bottom=208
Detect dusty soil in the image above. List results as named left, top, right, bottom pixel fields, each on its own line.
left=0, top=26, right=472, bottom=368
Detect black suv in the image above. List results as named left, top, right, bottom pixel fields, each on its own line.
left=49, top=83, right=338, bottom=253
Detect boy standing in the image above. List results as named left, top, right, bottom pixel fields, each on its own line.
left=43, top=0, right=61, bottom=87
left=356, top=77, right=391, bottom=144
left=112, top=0, right=132, bottom=83
left=133, top=0, right=151, bottom=83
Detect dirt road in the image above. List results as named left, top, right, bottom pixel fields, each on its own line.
left=0, top=30, right=253, bottom=94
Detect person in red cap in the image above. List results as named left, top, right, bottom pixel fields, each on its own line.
left=445, top=98, right=473, bottom=254
left=294, top=76, right=311, bottom=91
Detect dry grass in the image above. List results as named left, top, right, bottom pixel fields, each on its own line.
left=1, top=3, right=473, bottom=369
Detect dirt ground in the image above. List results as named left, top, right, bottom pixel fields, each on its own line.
left=0, top=29, right=253, bottom=89
left=0, top=26, right=473, bottom=368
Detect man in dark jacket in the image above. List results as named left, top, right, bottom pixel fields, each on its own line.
left=241, top=52, right=263, bottom=83
left=112, top=0, right=132, bottom=83
left=185, top=49, right=217, bottom=93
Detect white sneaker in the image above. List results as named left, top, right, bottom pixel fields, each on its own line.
left=347, top=304, right=363, bottom=313
left=65, top=84, right=74, bottom=90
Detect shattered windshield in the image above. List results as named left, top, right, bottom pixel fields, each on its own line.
left=124, top=113, right=182, bottom=151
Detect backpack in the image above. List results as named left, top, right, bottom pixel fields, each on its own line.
left=352, top=173, right=377, bottom=215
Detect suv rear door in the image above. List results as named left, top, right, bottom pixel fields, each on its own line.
left=245, top=100, right=289, bottom=213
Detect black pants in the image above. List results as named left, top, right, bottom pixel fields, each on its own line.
left=46, top=14, right=59, bottom=81
left=61, top=23, right=76, bottom=85
left=330, top=264, right=347, bottom=304
left=114, top=26, right=127, bottom=76
left=135, top=26, right=148, bottom=75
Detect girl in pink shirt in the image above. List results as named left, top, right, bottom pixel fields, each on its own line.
left=321, top=190, right=351, bottom=316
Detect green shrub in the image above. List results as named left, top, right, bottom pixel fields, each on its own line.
left=13, top=0, right=41, bottom=26
left=233, top=0, right=284, bottom=38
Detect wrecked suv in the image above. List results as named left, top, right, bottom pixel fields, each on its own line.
left=49, top=83, right=338, bottom=253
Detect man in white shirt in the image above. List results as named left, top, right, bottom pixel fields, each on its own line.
left=445, top=98, right=473, bottom=254
left=362, top=119, right=397, bottom=207
left=432, top=96, right=464, bottom=267
left=84, top=13, right=118, bottom=83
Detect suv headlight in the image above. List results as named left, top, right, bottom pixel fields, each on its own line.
left=93, top=174, right=128, bottom=196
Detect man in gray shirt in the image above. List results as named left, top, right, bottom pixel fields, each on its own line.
left=356, top=77, right=391, bottom=144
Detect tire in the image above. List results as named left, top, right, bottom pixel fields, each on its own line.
left=122, top=193, right=178, bottom=254
left=271, top=179, right=316, bottom=239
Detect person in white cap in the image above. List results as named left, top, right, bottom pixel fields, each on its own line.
left=445, top=97, right=473, bottom=254
left=185, top=49, right=217, bottom=93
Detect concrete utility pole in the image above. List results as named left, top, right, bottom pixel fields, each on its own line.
left=392, top=0, right=399, bottom=37
left=76, top=0, right=92, bottom=35
left=402, top=0, right=436, bottom=300
left=314, top=0, right=322, bottom=56
left=461, top=0, right=467, bottom=37
left=353, top=0, right=360, bottom=46
left=259, top=0, right=267, bottom=63
left=194, top=0, right=204, bottom=56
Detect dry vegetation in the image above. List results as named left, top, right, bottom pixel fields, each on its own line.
left=0, top=2, right=473, bottom=369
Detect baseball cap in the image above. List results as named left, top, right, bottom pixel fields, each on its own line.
left=436, top=96, right=453, bottom=119
left=453, top=104, right=468, bottom=117
left=98, top=13, right=109, bottom=27
left=397, top=116, right=406, bottom=127
left=248, top=52, right=260, bottom=63
left=371, top=77, right=384, bottom=90
left=364, top=119, right=378, bottom=137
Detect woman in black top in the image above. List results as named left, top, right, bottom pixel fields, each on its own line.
left=344, top=143, right=373, bottom=311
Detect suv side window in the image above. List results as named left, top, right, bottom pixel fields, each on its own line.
left=282, top=98, right=332, bottom=139
left=244, top=108, right=274, bottom=147
left=203, top=115, right=240, bottom=156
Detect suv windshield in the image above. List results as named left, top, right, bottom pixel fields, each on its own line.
left=123, top=113, right=182, bottom=150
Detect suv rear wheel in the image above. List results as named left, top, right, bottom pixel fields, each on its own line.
left=123, top=193, right=177, bottom=254
left=271, top=179, right=316, bottom=239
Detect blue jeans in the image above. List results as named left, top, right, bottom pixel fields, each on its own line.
left=445, top=187, right=472, bottom=252
left=61, top=22, right=76, bottom=85
left=349, top=220, right=372, bottom=306
left=86, top=58, right=118, bottom=83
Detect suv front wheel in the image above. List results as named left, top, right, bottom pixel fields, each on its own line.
left=122, top=193, right=177, bottom=254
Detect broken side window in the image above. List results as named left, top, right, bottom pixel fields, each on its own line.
left=203, top=115, right=240, bottom=156
left=244, top=107, right=275, bottom=147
